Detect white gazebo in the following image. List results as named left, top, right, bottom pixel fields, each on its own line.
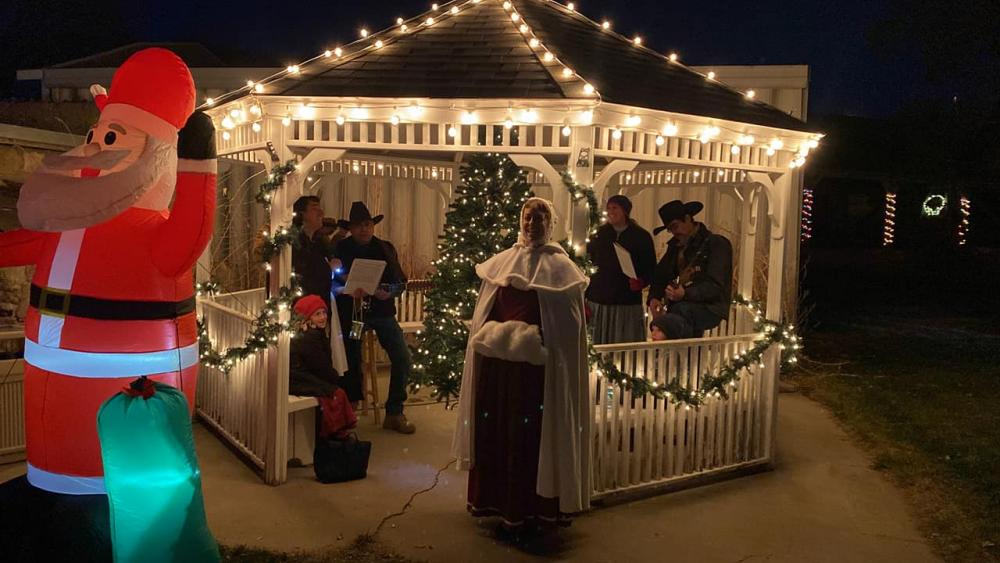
left=197, top=0, right=820, bottom=497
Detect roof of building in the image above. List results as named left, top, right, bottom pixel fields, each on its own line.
left=49, top=42, right=268, bottom=69
left=261, top=0, right=810, bottom=132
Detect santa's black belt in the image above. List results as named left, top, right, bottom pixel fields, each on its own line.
left=30, top=284, right=196, bottom=321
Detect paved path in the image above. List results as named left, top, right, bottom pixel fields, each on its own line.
left=1, top=394, right=939, bottom=562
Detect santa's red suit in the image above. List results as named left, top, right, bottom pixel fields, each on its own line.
left=0, top=48, right=216, bottom=495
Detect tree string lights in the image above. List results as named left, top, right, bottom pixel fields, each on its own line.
left=411, top=152, right=533, bottom=402
left=883, top=192, right=897, bottom=246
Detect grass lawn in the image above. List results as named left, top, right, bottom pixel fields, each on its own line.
left=789, top=307, right=1000, bottom=562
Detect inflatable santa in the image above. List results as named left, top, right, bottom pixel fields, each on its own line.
left=0, top=48, right=216, bottom=495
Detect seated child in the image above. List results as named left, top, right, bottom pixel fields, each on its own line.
left=649, top=314, right=669, bottom=341
left=291, top=294, right=356, bottom=439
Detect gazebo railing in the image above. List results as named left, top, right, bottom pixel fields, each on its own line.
left=195, top=280, right=431, bottom=481
left=196, top=299, right=270, bottom=470
left=591, top=329, right=769, bottom=501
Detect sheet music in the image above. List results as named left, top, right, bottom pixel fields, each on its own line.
left=342, top=259, right=386, bottom=296
left=613, top=242, right=637, bottom=279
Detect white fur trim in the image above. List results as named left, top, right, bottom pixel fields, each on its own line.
left=102, top=103, right=179, bottom=144
left=178, top=158, right=217, bottom=174
left=471, top=320, right=547, bottom=366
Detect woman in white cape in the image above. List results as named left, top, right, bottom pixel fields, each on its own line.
left=452, top=197, right=591, bottom=534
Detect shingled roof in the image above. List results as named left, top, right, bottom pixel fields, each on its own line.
left=263, top=0, right=810, bottom=132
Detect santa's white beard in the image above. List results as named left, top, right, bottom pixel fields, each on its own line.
left=18, top=138, right=176, bottom=232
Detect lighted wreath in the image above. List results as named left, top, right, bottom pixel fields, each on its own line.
left=922, top=194, right=948, bottom=217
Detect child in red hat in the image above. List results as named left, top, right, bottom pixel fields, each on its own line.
left=292, top=295, right=357, bottom=439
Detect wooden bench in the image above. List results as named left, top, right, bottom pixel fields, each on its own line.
left=287, top=395, right=319, bottom=466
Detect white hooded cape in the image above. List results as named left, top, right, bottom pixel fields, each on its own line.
left=452, top=242, right=592, bottom=513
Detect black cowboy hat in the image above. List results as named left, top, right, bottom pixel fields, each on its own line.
left=652, top=200, right=704, bottom=235
left=337, top=201, right=384, bottom=230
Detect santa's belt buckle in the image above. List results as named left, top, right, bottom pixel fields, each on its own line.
left=39, top=287, right=71, bottom=317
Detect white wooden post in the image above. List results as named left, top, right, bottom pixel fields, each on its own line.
left=567, top=127, right=596, bottom=248
left=759, top=172, right=790, bottom=462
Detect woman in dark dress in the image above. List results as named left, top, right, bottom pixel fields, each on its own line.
left=453, top=198, right=590, bottom=540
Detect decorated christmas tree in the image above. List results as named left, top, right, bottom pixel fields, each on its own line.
left=411, top=153, right=532, bottom=403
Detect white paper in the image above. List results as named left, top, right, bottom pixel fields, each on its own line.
left=342, top=258, right=386, bottom=296
left=613, top=242, right=637, bottom=279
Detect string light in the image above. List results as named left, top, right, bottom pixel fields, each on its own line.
left=745, top=89, right=756, bottom=99
left=543, top=51, right=554, bottom=62
left=360, top=28, right=369, bottom=38
left=334, top=47, right=343, bottom=57
left=567, top=2, right=575, bottom=11
left=633, top=36, right=642, bottom=45
left=668, top=52, right=679, bottom=62
left=957, top=196, right=971, bottom=245
left=707, top=71, right=716, bottom=80
left=602, top=20, right=611, bottom=30
left=922, top=194, right=947, bottom=217
left=802, top=187, right=814, bottom=241
left=883, top=192, right=897, bottom=246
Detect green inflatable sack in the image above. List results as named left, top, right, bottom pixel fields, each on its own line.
left=97, top=378, right=219, bottom=563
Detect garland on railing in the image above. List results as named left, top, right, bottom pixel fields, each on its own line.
left=254, top=160, right=298, bottom=207
left=593, top=296, right=800, bottom=409
left=260, top=223, right=302, bottom=264
left=195, top=281, right=220, bottom=297
left=559, top=173, right=801, bottom=409
left=198, top=277, right=304, bottom=374
left=198, top=157, right=305, bottom=375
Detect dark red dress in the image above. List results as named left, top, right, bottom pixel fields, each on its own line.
left=467, top=286, right=567, bottom=527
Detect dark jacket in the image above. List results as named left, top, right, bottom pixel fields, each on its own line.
left=333, top=235, right=407, bottom=321
left=585, top=220, right=656, bottom=305
left=648, top=224, right=733, bottom=320
left=289, top=328, right=340, bottom=397
left=292, top=230, right=336, bottom=309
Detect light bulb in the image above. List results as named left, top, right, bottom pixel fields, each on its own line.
left=360, top=28, right=369, bottom=38
left=282, top=115, right=292, bottom=127
left=511, top=12, right=520, bottom=22
left=543, top=52, right=554, bottom=62
left=246, top=80, right=255, bottom=88
left=448, top=126, right=458, bottom=137
left=451, top=6, right=458, bottom=14
left=287, top=65, right=300, bottom=74
left=562, top=67, right=573, bottom=78
left=668, top=52, right=679, bottom=62
left=562, top=125, right=572, bottom=137
left=205, top=97, right=215, bottom=106
left=374, top=39, right=384, bottom=48
left=504, top=118, right=514, bottom=129
left=426, top=16, right=435, bottom=25
left=567, top=2, right=575, bottom=11
left=611, top=128, right=622, bottom=140
left=602, top=20, right=611, bottom=30
left=324, top=50, right=332, bottom=57
left=633, top=36, right=642, bottom=45
left=583, top=83, right=594, bottom=94
left=625, top=115, right=641, bottom=127
left=336, top=115, right=346, bottom=125
left=390, top=114, right=400, bottom=125
left=707, top=71, right=716, bottom=80
left=745, top=89, right=756, bottom=99
left=335, top=47, right=343, bottom=57
left=663, top=123, right=678, bottom=136
left=252, top=122, right=262, bottom=133
left=529, top=37, right=539, bottom=47
left=655, top=135, right=665, bottom=146
left=397, top=17, right=404, bottom=25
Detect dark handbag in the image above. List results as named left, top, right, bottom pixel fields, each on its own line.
left=313, top=434, right=372, bottom=483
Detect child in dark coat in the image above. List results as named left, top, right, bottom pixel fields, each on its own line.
left=291, top=295, right=356, bottom=438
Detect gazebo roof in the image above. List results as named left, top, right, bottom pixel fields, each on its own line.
left=257, top=0, right=810, bottom=133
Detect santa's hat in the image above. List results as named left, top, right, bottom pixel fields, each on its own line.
left=97, top=48, right=195, bottom=144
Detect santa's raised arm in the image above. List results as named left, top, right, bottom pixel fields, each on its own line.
left=0, top=48, right=216, bottom=494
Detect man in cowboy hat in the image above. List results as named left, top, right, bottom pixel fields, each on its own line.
left=648, top=200, right=733, bottom=339
left=333, top=201, right=415, bottom=434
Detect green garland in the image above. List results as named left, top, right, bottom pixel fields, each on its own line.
left=260, top=223, right=302, bottom=263
left=254, top=160, right=298, bottom=208
left=560, top=173, right=801, bottom=409
left=197, top=279, right=304, bottom=374
left=198, top=156, right=306, bottom=375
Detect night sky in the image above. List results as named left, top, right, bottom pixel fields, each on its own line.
left=1, top=0, right=995, bottom=118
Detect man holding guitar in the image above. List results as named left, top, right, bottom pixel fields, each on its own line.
left=647, top=200, right=733, bottom=339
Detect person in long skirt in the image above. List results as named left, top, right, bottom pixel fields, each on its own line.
left=586, top=195, right=656, bottom=344
left=453, top=197, right=591, bottom=540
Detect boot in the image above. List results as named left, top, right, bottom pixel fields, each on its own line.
left=382, top=413, right=416, bottom=434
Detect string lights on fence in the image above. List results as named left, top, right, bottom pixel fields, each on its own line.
left=883, top=192, right=897, bottom=246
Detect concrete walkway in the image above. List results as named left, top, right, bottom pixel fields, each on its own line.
left=1, top=394, right=939, bottom=562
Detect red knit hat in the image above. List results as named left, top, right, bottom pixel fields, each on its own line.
left=293, top=295, right=327, bottom=319
left=103, top=48, right=195, bottom=139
